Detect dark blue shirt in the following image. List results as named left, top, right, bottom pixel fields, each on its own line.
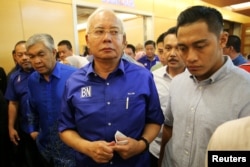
left=5, top=68, right=34, bottom=133
left=137, top=55, right=160, bottom=70
left=58, top=58, right=164, bottom=167
left=232, top=54, right=248, bottom=66
left=27, top=62, right=77, bottom=167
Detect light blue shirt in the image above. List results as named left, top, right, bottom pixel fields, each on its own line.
left=162, top=56, right=250, bottom=167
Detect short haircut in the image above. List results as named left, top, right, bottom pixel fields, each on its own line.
left=86, top=7, right=125, bottom=35
left=126, top=44, right=136, bottom=54
left=156, top=32, right=165, bottom=44
left=144, top=40, right=156, bottom=48
left=177, top=6, right=223, bottom=37
left=162, top=26, right=177, bottom=39
left=26, top=33, right=55, bottom=52
left=226, top=35, right=241, bottom=52
left=14, top=40, right=26, bottom=51
left=57, top=40, right=72, bottom=50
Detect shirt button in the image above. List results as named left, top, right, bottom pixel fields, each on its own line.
left=190, top=107, right=195, bottom=112
left=108, top=122, right=112, bottom=126
left=110, top=161, right=113, bottom=164
left=106, top=82, right=109, bottom=85
left=185, top=150, right=189, bottom=155
left=107, top=101, right=110, bottom=105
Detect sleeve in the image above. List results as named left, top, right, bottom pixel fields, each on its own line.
left=26, top=78, right=39, bottom=133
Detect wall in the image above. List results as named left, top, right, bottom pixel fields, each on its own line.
left=1, top=0, right=250, bottom=74
left=0, top=0, right=75, bottom=74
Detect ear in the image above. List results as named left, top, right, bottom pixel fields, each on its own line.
left=220, top=31, right=228, bottom=48
left=122, top=34, right=127, bottom=49
left=85, top=34, right=89, bottom=48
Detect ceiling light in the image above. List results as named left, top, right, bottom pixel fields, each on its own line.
left=230, top=2, right=250, bottom=10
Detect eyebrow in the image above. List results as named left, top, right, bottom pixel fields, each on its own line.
left=178, top=39, right=208, bottom=46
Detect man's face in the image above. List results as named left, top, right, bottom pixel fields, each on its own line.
left=27, top=42, right=56, bottom=76
left=14, top=43, right=32, bottom=71
left=124, top=47, right=135, bottom=58
left=177, top=21, right=226, bottom=81
left=57, top=44, right=73, bottom=61
left=145, top=44, right=155, bottom=58
left=157, top=42, right=165, bottom=65
left=163, top=34, right=185, bottom=69
left=85, top=11, right=126, bottom=61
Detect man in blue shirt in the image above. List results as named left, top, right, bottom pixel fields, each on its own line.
left=5, top=40, right=42, bottom=167
left=223, top=35, right=247, bottom=66
left=58, top=8, right=164, bottom=167
left=137, top=40, right=160, bottom=70
left=26, top=34, right=77, bottom=167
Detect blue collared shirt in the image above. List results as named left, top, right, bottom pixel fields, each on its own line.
left=5, top=68, right=34, bottom=133
left=27, top=62, right=77, bottom=167
left=137, top=55, right=160, bottom=70
left=58, top=58, right=164, bottom=167
left=232, top=54, right=248, bottom=66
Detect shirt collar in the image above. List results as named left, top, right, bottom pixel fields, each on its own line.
left=190, top=56, right=233, bottom=85
left=39, top=62, right=60, bottom=81
left=86, top=57, right=125, bottom=77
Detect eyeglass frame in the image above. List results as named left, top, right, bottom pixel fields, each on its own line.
left=88, top=28, right=124, bottom=38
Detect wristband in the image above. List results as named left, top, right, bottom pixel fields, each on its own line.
left=139, top=136, right=149, bottom=152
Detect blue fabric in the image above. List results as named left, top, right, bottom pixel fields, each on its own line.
left=58, top=59, right=164, bottom=167
left=5, top=68, right=34, bottom=133
left=137, top=55, right=160, bottom=70
left=232, top=54, right=247, bottom=66
left=27, top=62, right=77, bottom=167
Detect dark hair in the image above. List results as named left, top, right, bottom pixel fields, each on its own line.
left=156, top=32, right=165, bottom=44
left=177, top=6, right=223, bottom=37
left=144, top=40, right=156, bottom=48
left=14, top=40, right=26, bottom=51
left=162, top=26, right=177, bottom=39
left=57, top=40, right=72, bottom=50
left=126, top=44, right=136, bottom=54
left=226, top=35, right=241, bottom=52
left=83, top=46, right=89, bottom=56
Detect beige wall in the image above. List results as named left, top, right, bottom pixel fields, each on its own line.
left=1, top=0, right=250, bottom=74
left=0, top=0, right=74, bottom=74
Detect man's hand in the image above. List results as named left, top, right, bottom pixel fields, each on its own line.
left=9, top=128, right=20, bottom=145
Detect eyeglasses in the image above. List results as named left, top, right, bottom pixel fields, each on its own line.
left=89, top=28, right=123, bottom=38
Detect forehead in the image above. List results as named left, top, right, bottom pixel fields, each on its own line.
left=27, top=42, right=47, bottom=53
left=164, top=34, right=178, bottom=44
left=90, top=11, right=122, bottom=29
left=15, top=43, right=26, bottom=51
left=177, top=21, right=211, bottom=44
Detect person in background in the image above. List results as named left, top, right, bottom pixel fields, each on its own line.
left=5, top=41, right=43, bottom=167
left=134, top=43, right=145, bottom=60
left=58, top=7, right=164, bottom=167
left=151, top=32, right=167, bottom=71
left=58, top=40, right=89, bottom=67
left=150, top=26, right=186, bottom=167
left=0, top=66, right=11, bottom=167
left=138, top=40, right=160, bottom=70
left=205, top=116, right=250, bottom=167
left=124, top=44, right=136, bottom=59
left=57, top=40, right=74, bottom=62
left=239, top=62, right=250, bottom=72
left=26, top=34, right=76, bottom=167
left=63, top=55, right=89, bottom=68
left=160, top=6, right=250, bottom=167
left=223, top=35, right=247, bottom=66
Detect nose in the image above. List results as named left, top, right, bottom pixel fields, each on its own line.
left=185, top=49, right=198, bottom=62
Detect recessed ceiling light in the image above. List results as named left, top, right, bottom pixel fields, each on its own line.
left=230, top=2, right=250, bottom=10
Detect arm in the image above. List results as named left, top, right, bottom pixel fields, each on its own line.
left=59, top=129, right=115, bottom=163
left=114, top=123, right=161, bottom=159
left=158, top=124, right=172, bottom=166
left=8, top=100, right=20, bottom=145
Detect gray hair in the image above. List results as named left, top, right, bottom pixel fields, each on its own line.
left=26, top=33, right=55, bottom=51
left=86, top=7, right=125, bottom=34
